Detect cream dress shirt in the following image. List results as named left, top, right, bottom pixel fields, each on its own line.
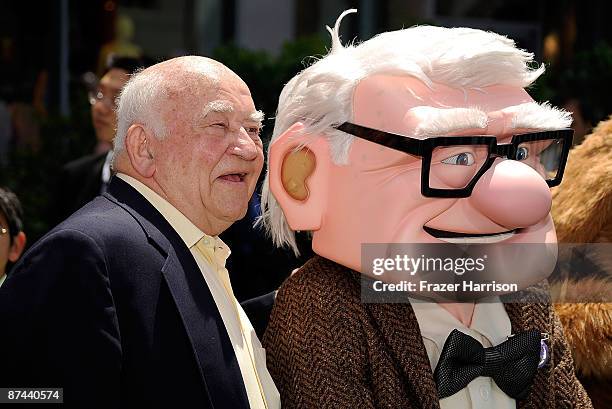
left=0, top=273, right=6, bottom=287
left=409, top=298, right=516, bottom=409
left=117, top=174, right=280, bottom=409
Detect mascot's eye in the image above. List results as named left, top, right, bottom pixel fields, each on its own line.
left=516, top=146, right=529, bottom=161
left=441, top=152, right=475, bottom=166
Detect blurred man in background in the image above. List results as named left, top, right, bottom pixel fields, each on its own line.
left=50, top=55, right=148, bottom=224
left=0, top=186, right=25, bottom=286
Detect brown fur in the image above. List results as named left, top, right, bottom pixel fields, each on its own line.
left=551, top=116, right=612, bottom=243
left=550, top=117, right=612, bottom=405
left=552, top=279, right=612, bottom=379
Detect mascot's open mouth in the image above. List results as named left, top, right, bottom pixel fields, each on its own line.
left=423, top=226, right=519, bottom=244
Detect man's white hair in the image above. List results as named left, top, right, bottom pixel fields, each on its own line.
left=260, top=9, right=551, bottom=255
left=112, top=68, right=169, bottom=166
left=112, top=56, right=227, bottom=167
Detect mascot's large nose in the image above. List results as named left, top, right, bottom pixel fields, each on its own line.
left=470, top=159, right=552, bottom=229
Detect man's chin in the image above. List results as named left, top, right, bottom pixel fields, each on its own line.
left=221, top=205, right=250, bottom=223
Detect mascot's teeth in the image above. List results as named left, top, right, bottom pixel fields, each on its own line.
left=438, top=231, right=515, bottom=244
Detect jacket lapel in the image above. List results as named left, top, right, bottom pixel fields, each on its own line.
left=160, top=248, right=251, bottom=409
left=365, top=299, right=441, bottom=409
left=105, top=177, right=250, bottom=409
left=504, top=299, right=553, bottom=409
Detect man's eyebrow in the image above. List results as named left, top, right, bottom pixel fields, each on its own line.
left=198, top=102, right=263, bottom=125
left=505, top=102, right=572, bottom=130
left=201, top=100, right=234, bottom=119
left=248, top=110, right=264, bottom=124
left=409, top=106, right=489, bottom=138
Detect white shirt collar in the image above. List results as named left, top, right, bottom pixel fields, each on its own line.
left=409, top=297, right=512, bottom=349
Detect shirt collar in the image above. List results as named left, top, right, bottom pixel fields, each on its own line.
left=197, top=234, right=231, bottom=264
left=116, top=173, right=226, bottom=252
left=409, top=297, right=511, bottom=349
left=0, top=274, right=6, bottom=287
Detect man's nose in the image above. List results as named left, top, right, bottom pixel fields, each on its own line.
left=470, top=159, right=552, bottom=229
left=229, top=128, right=259, bottom=161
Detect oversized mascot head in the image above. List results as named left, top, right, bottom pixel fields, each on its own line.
left=261, top=10, right=573, bottom=299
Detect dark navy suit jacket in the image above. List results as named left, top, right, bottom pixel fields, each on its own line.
left=0, top=177, right=255, bottom=408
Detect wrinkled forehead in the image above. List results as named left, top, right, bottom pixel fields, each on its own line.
left=163, top=71, right=257, bottom=125
left=198, top=77, right=256, bottom=116
left=352, top=74, right=535, bottom=137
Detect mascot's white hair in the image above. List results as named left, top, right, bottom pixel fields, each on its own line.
left=260, top=9, right=561, bottom=255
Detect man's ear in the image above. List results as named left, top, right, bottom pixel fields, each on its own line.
left=269, top=122, right=330, bottom=231
left=8, top=231, right=26, bottom=263
left=125, top=124, right=156, bottom=178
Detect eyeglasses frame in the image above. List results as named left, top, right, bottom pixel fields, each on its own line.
left=88, top=89, right=119, bottom=109
left=335, top=122, right=574, bottom=198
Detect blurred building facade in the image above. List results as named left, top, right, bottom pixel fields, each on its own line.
left=1, top=0, right=609, bottom=117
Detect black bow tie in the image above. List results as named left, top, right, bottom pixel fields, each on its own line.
left=434, top=329, right=541, bottom=400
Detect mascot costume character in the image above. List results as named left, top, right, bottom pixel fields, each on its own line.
left=261, top=10, right=592, bottom=409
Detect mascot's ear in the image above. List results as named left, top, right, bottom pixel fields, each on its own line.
left=269, top=122, right=331, bottom=231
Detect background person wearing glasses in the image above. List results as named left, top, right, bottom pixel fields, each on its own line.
left=0, top=186, right=25, bottom=287
left=50, top=55, right=149, bottom=225
left=260, top=10, right=591, bottom=409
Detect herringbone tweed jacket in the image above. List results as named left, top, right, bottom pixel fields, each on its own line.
left=263, top=256, right=592, bottom=409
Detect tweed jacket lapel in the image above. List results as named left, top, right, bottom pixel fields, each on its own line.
left=365, top=300, right=441, bottom=409
left=504, top=301, right=554, bottom=409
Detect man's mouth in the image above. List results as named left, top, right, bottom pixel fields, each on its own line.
left=219, top=172, right=247, bottom=183
left=423, top=226, right=519, bottom=244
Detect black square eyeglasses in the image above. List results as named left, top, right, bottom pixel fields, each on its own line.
left=336, top=122, right=574, bottom=198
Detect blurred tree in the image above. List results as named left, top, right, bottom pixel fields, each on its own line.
left=531, top=42, right=612, bottom=144
left=0, top=80, right=94, bottom=244
left=213, top=35, right=328, bottom=145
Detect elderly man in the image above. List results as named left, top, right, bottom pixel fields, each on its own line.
left=0, top=57, right=279, bottom=408
left=261, top=11, right=591, bottom=409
